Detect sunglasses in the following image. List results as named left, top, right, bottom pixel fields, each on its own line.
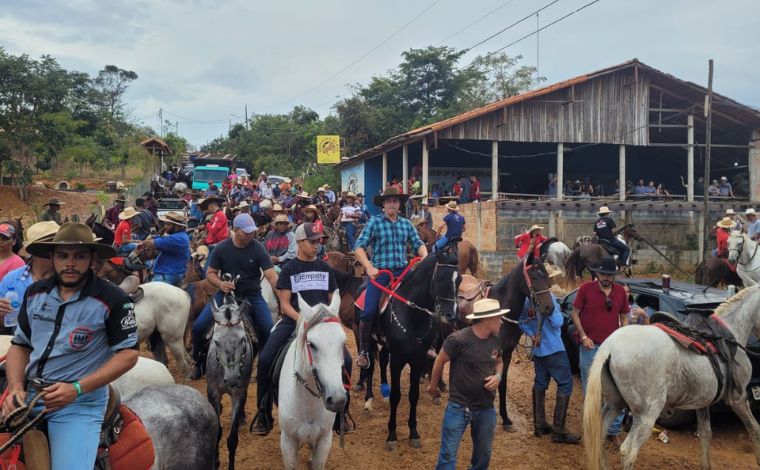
left=605, top=297, right=613, bottom=312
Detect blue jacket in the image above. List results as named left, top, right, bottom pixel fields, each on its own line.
left=153, top=231, right=191, bottom=275
left=519, top=295, right=565, bottom=357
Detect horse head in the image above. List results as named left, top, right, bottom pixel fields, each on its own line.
left=296, top=291, right=347, bottom=413
left=621, top=224, right=641, bottom=241
left=523, top=254, right=554, bottom=316
left=432, top=247, right=462, bottom=323
left=728, top=231, right=748, bottom=265
left=210, top=295, right=252, bottom=388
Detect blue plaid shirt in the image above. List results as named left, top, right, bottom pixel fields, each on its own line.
left=354, top=214, right=423, bottom=269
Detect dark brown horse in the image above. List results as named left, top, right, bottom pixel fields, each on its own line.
left=564, top=224, right=641, bottom=282
left=416, top=225, right=479, bottom=276
left=695, top=256, right=743, bottom=288
left=324, top=251, right=364, bottom=348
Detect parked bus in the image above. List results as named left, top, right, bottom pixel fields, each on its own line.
left=192, top=164, right=229, bottom=190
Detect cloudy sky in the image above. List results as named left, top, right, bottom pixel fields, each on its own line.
left=1, top=0, right=758, bottom=148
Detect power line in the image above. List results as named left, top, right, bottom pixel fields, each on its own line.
left=463, top=0, right=560, bottom=52
left=436, top=0, right=522, bottom=45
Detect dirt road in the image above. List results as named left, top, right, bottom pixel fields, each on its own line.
left=161, top=329, right=758, bottom=469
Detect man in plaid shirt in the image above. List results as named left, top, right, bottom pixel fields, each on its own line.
left=354, top=186, right=427, bottom=368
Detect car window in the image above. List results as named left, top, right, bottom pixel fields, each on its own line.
left=158, top=200, right=186, bottom=210
left=632, top=293, right=660, bottom=311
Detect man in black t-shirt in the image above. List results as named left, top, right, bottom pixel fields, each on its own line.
left=429, top=298, right=504, bottom=470
left=593, top=206, right=629, bottom=268
left=251, top=222, right=353, bottom=436
left=187, top=213, right=279, bottom=380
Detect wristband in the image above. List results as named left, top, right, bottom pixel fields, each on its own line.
left=581, top=335, right=589, bottom=341
left=73, top=381, right=83, bottom=397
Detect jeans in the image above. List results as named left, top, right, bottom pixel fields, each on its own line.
left=608, top=238, right=630, bottom=265
left=434, top=235, right=449, bottom=252
left=152, top=272, right=185, bottom=286
left=534, top=351, right=574, bottom=395
left=342, top=221, right=356, bottom=251
left=580, top=344, right=624, bottom=436
left=191, top=290, right=273, bottom=363
left=360, top=268, right=404, bottom=323
left=29, top=385, right=108, bottom=470
left=118, top=242, right=137, bottom=255
left=435, top=401, right=495, bottom=470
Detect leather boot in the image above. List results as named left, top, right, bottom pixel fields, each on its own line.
left=250, top=409, right=272, bottom=436
left=186, top=362, right=203, bottom=380
left=356, top=320, right=372, bottom=369
left=532, top=388, right=552, bottom=437
left=186, top=350, right=206, bottom=380
left=551, top=393, right=581, bottom=444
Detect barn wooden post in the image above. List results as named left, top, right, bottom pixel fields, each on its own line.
left=750, top=129, right=760, bottom=201
left=382, top=152, right=388, bottom=188
left=402, top=144, right=409, bottom=194
left=556, top=143, right=564, bottom=200
left=618, top=145, right=626, bottom=201
left=422, top=139, right=429, bottom=198
left=687, top=115, right=695, bottom=202
left=491, top=141, right=499, bottom=200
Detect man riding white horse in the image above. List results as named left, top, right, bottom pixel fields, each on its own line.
left=594, top=206, right=629, bottom=269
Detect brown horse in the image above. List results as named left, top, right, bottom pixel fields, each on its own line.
left=564, top=224, right=641, bottom=283
left=324, top=251, right=364, bottom=348
left=416, top=225, right=479, bottom=276
left=695, top=256, right=743, bottom=288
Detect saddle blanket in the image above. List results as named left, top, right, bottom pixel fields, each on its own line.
left=653, top=322, right=718, bottom=354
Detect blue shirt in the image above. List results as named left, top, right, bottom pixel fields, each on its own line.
left=354, top=214, right=423, bottom=269
left=189, top=202, right=203, bottom=222
left=153, top=231, right=191, bottom=275
left=519, top=296, right=565, bottom=357
left=749, top=220, right=760, bottom=239
left=0, top=264, right=35, bottom=305
left=444, top=212, right=465, bottom=238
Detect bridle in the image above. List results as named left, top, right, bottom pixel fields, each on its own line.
left=522, top=259, right=552, bottom=347
left=294, top=313, right=343, bottom=399
left=730, top=234, right=760, bottom=270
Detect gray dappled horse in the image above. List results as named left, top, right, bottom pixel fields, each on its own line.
left=206, top=294, right=258, bottom=470
left=584, top=286, right=760, bottom=470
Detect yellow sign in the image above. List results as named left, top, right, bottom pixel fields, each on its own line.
left=317, top=135, right=340, bottom=164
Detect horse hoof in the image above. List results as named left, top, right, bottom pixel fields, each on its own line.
left=502, top=423, right=515, bottom=433
left=385, top=441, right=398, bottom=451
left=363, top=399, right=373, bottom=412
left=432, top=397, right=442, bottom=405
left=409, top=439, right=422, bottom=449
left=352, top=384, right=365, bottom=393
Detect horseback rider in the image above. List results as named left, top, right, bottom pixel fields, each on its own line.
left=746, top=208, right=760, bottom=242
left=103, top=194, right=127, bottom=231
left=264, top=215, right=297, bottom=267
left=353, top=186, right=427, bottom=369
left=593, top=206, right=629, bottom=269
left=725, top=208, right=743, bottom=232
left=39, top=198, right=64, bottom=225
left=714, top=216, right=733, bottom=258
left=434, top=201, right=465, bottom=252
left=514, top=224, right=547, bottom=261
left=114, top=206, right=140, bottom=255
left=188, top=213, right=278, bottom=380
left=137, top=211, right=191, bottom=286
left=201, top=195, right=229, bottom=264
left=250, top=222, right=353, bottom=435
left=2, top=223, right=139, bottom=469
left=340, top=192, right=360, bottom=251
left=132, top=198, right=157, bottom=241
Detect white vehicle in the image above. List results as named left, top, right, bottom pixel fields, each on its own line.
left=235, top=168, right=249, bottom=179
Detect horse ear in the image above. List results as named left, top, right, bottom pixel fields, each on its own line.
left=297, top=293, right=314, bottom=321
left=327, top=289, right=340, bottom=317
left=210, top=297, right=223, bottom=322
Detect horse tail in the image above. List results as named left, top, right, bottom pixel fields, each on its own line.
left=469, top=247, right=479, bottom=277
left=583, top=347, right=612, bottom=470
left=564, top=249, right=579, bottom=284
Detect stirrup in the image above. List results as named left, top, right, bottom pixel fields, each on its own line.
left=356, top=351, right=370, bottom=368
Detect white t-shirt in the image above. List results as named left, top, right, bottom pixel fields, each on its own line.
left=341, top=205, right=358, bottom=223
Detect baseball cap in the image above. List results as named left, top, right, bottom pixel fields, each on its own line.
left=232, top=214, right=257, bottom=234
left=295, top=222, right=323, bottom=241
left=0, top=223, right=16, bottom=238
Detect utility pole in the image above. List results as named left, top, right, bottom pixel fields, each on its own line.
left=176, top=121, right=179, bottom=135
left=702, top=59, right=714, bottom=263
left=536, top=12, right=540, bottom=84
left=158, top=108, right=163, bottom=137
left=245, top=105, right=249, bottom=130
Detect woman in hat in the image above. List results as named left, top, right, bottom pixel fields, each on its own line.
left=202, top=195, right=229, bottom=249
left=714, top=216, right=734, bottom=258
left=303, top=205, right=323, bottom=232
left=138, top=212, right=191, bottom=286
left=593, top=206, right=629, bottom=269
left=0, top=221, right=60, bottom=331
left=434, top=201, right=466, bottom=252
left=114, top=207, right=140, bottom=255
left=514, top=224, right=548, bottom=261
left=340, top=192, right=360, bottom=250
left=0, top=223, right=24, bottom=284
left=104, top=194, right=127, bottom=230
left=40, top=197, right=65, bottom=224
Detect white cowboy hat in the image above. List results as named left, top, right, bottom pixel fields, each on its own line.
left=118, top=207, right=140, bottom=220
left=466, top=298, right=510, bottom=321
left=598, top=206, right=611, bottom=215
left=746, top=208, right=757, bottom=216
left=20, top=221, right=60, bottom=257
left=237, top=200, right=250, bottom=209
left=725, top=208, right=735, bottom=215
left=445, top=201, right=459, bottom=211
left=158, top=211, right=187, bottom=227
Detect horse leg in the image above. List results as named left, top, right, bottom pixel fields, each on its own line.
left=148, top=331, right=168, bottom=366
left=280, top=432, right=298, bottom=470
left=380, top=347, right=390, bottom=400
left=227, top=392, right=246, bottom=470
left=166, top=334, right=194, bottom=374
left=385, top=356, right=403, bottom=450
left=498, top=349, right=514, bottom=431
left=695, top=407, right=713, bottom=470
left=727, top=397, right=760, bottom=466
left=619, top=406, right=660, bottom=470
left=207, top=392, right=222, bottom=469
left=408, top=361, right=423, bottom=448
left=363, top=352, right=376, bottom=412
left=310, top=431, right=332, bottom=470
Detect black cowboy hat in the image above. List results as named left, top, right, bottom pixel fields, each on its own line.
left=200, top=195, right=224, bottom=211
left=372, top=186, right=410, bottom=207
left=26, top=222, right=116, bottom=259
left=589, top=257, right=618, bottom=275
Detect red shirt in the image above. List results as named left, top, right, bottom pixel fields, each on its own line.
left=114, top=220, right=132, bottom=247
left=514, top=232, right=548, bottom=258
left=716, top=228, right=729, bottom=257
left=572, top=281, right=629, bottom=345
left=205, top=210, right=229, bottom=245
left=469, top=180, right=480, bottom=200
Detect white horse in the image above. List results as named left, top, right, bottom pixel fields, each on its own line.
left=135, top=282, right=194, bottom=374
left=113, top=356, right=175, bottom=400
left=584, top=286, right=760, bottom=470
left=279, top=291, right=345, bottom=470
left=545, top=240, right=572, bottom=278
left=728, top=231, right=760, bottom=287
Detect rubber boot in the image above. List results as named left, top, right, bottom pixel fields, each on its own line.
left=551, top=393, right=581, bottom=444
left=356, top=320, right=372, bottom=369
left=532, top=388, right=553, bottom=437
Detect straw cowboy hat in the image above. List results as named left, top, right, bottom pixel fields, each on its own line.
left=237, top=200, right=250, bottom=210
left=272, top=203, right=285, bottom=212
left=159, top=211, right=187, bottom=227
left=716, top=216, right=734, bottom=229
left=297, top=191, right=311, bottom=199
left=589, top=257, right=618, bottom=275
left=373, top=186, right=409, bottom=207
left=273, top=214, right=291, bottom=225
left=529, top=224, right=544, bottom=233
left=259, top=199, right=272, bottom=210
left=118, top=207, right=140, bottom=220
left=346, top=192, right=356, bottom=199
left=26, top=222, right=116, bottom=259
left=445, top=201, right=459, bottom=211
left=200, top=195, right=224, bottom=211
left=44, top=197, right=65, bottom=207
left=192, top=245, right=209, bottom=261
left=283, top=177, right=292, bottom=183
left=304, top=204, right=319, bottom=214
left=597, top=206, right=611, bottom=215
left=20, top=221, right=60, bottom=257
left=465, top=298, right=510, bottom=321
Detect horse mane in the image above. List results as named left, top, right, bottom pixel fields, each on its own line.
left=713, top=285, right=760, bottom=317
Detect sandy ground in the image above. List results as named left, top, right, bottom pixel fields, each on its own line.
left=155, top=328, right=759, bottom=470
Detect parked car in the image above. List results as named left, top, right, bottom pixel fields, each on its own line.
left=558, top=278, right=760, bottom=428
left=156, top=198, right=187, bottom=220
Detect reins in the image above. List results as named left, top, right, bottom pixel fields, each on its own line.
left=522, top=259, right=552, bottom=347
left=730, top=236, right=760, bottom=272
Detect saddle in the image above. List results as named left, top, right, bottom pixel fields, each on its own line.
left=270, top=333, right=297, bottom=407
left=597, top=238, right=621, bottom=256
left=653, top=313, right=741, bottom=404
left=117, top=276, right=144, bottom=303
